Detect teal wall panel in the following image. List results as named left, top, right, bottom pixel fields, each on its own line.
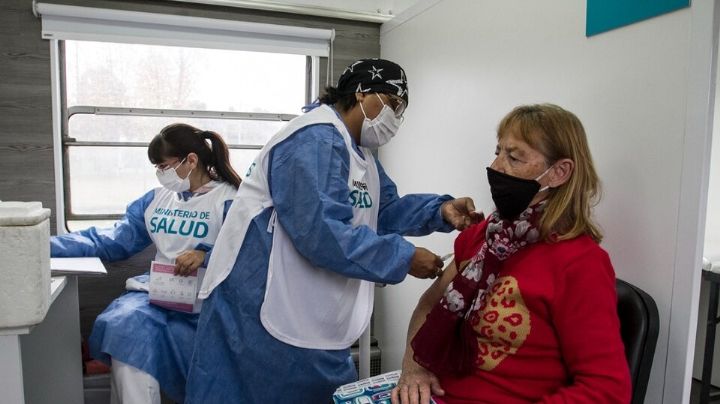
left=587, top=0, right=690, bottom=36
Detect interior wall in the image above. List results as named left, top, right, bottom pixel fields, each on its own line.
left=4, top=0, right=380, bottom=339
left=375, top=1, right=704, bottom=403
left=695, top=33, right=720, bottom=385
left=0, top=1, right=54, bottom=231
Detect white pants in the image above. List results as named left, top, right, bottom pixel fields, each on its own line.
left=110, top=359, right=161, bottom=404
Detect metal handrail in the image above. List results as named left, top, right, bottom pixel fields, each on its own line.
left=63, top=105, right=293, bottom=223
left=63, top=141, right=263, bottom=150
left=68, top=106, right=297, bottom=122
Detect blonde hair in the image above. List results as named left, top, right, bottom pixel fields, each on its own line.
left=497, top=104, right=602, bottom=242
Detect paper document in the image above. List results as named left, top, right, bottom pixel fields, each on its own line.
left=149, top=261, right=205, bottom=313
left=50, top=257, right=107, bottom=276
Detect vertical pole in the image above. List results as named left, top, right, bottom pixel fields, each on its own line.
left=359, top=323, right=371, bottom=379
left=0, top=335, right=25, bottom=404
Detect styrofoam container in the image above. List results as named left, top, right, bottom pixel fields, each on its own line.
left=0, top=201, right=52, bottom=328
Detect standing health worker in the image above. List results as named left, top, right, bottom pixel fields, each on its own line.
left=185, top=58, right=480, bottom=403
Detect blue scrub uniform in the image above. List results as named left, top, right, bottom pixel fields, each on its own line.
left=51, top=189, right=233, bottom=403
left=185, top=123, right=453, bottom=404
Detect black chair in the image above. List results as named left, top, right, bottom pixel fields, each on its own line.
left=616, top=278, right=659, bottom=404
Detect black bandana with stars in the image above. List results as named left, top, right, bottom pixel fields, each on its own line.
left=336, top=58, right=409, bottom=106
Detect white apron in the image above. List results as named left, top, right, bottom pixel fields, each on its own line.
left=144, top=182, right=237, bottom=263
left=199, top=105, right=380, bottom=349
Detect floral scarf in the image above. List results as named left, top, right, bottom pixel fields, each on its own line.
left=410, top=202, right=545, bottom=377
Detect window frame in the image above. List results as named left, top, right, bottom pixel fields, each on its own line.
left=58, top=41, right=312, bottom=226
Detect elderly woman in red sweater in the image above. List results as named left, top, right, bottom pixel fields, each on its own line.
left=392, top=104, right=631, bottom=404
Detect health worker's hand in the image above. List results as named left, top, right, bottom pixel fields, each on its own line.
left=391, top=360, right=445, bottom=404
left=409, top=248, right=443, bottom=279
left=441, top=197, right=483, bottom=231
left=174, top=250, right=205, bottom=276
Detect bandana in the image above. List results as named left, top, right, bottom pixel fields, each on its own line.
left=410, top=202, right=546, bottom=377
left=337, top=58, right=409, bottom=105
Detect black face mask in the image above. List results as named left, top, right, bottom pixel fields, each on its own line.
left=487, top=167, right=546, bottom=220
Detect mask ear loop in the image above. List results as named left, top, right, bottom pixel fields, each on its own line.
left=359, top=99, right=369, bottom=120
left=536, top=165, right=553, bottom=193
left=175, top=156, right=193, bottom=181
left=374, top=92, right=387, bottom=107
left=175, top=157, right=187, bottom=169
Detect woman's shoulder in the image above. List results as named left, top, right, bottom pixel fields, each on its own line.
left=538, top=234, right=614, bottom=278
left=454, top=220, right=489, bottom=262
left=542, top=236, right=618, bottom=309
left=272, top=124, right=346, bottom=164
left=204, top=181, right=237, bottom=202
left=549, top=234, right=608, bottom=260
left=130, top=188, right=159, bottom=209
left=287, top=118, right=343, bottom=145
left=530, top=233, right=608, bottom=262
left=215, top=180, right=238, bottom=193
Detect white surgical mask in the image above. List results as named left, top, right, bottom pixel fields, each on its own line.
left=155, top=158, right=192, bottom=193
left=358, top=94, right=403, bottom=148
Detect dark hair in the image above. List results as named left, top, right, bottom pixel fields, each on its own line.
left=148, top=123, right=241, bottom=188
left=317, top=85, right=358, bottom=112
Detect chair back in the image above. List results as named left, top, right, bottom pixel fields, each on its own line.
left=616, top=278, right=659, bottom=404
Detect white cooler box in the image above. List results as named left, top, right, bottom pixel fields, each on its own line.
left=0, top=201, right=51, bottom=328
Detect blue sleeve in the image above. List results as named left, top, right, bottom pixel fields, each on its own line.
left=50, top=190, right=155, bottom=261
left=269, top=124, right=415, bottom=284
left=195, top=198, right=234, bottom=268
left=375, top=158, right=455, bottom=236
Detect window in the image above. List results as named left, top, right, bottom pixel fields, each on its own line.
left=62, top=41, right=310, bottom=231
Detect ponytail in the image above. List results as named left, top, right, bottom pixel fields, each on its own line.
left=200, top=130, right=241, bottom=188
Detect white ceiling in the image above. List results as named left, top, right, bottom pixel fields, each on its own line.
left=167, top=0, right=424, bottom=22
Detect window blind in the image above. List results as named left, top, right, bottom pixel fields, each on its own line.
left=37, top=2, right=333, bottom=56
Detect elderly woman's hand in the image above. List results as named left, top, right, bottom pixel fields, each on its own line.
left=441, top=197, right=483, bottom=231
left=391, top=360, right=445, bottom=404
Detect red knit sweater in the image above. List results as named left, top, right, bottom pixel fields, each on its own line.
left=435, top=222, right=631, bottom=404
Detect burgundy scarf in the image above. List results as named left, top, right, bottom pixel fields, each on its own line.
left=411, top=202, right=545, bottom=377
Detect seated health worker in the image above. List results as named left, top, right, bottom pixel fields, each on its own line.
left=184, top=58, right=482, bottom=404
left=391, top=104, right=632, bottom=404
left=51, top=123, right=241, bottom=404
